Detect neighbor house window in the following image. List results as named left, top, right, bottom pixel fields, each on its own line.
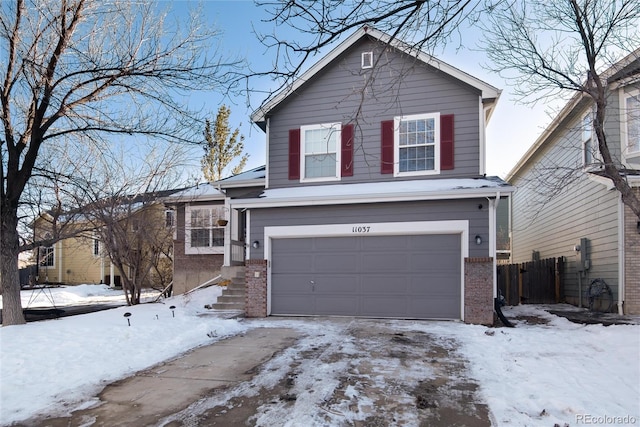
left=165, top=209, right=175, bottom=228
left=361, top=51, right=373, bottom=69
left=39, top=245, right=54, bottom=267
left=300, top=123, right=341, bottom=182
left=93, top=236, right=100, bottom=257
left=185, top=205, right=225, bottom=254
left=394, top=112, right=440, bottom=176
left=624, top=91, right=640, bottom=154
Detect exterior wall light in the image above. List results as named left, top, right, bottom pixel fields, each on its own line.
left=475, top=235, right=482, bottom=245
left=252, top=240, right=260, bottom=249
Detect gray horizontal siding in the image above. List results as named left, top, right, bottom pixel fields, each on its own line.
left=511, top=109, right=620, bottom=302
left=248, top=198, right=490, bottom=259
left=267, top=37, right=482, bottom=188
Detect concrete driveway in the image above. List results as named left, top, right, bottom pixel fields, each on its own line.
left=18, top=318, right=490, bottom=427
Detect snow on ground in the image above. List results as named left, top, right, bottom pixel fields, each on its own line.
left=0, top=285, right=638, bottom=426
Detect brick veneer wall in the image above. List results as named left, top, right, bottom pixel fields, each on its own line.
left=624, top=188, right=640, bottom=314
left=464, top=257, right=494, bottom=325
left=245, top=259, right=268, bottom=317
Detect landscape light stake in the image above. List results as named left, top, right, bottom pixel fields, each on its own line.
left=170, top=305, right=176, bottom=317
left=124, top=312, right=132, bottom=326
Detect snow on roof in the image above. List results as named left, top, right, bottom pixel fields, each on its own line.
left=231, top=177, right=513, bottom=208
left=216, top=166, right=266, bottom=188
left=164, top=183, right=225, bottom=202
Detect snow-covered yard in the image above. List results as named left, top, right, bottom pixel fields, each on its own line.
left=0, top=285, right=638, bottom=426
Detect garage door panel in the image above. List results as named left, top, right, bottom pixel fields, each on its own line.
left=315, top=276, right=359, bottom=293
left=314, top=236, right=359, bottom=251
left=361, top=296, right=408, bottom=317
left=315, top=296, right=359, bottom=315
left=361, top=253, right=409, bottom=272
left=271, top=295, right=314, bottom=315
left=271, top=233, right=462, bottom=319
left=314, top=254, right=360, bottom=272
left=361, top=235, right=408, bottom=251
left=363, top=275, right=409, bottom=293
left=271, top=275, right=313, bottom=293
left=273, top=255, right=314, bottom=273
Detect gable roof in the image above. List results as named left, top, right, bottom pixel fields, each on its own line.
left=506, top=47, right=640, bottom=182
left=251, top=26, right=501, bottom=128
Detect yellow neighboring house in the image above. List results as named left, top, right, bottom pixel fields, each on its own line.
left=32, top=194, right=177, bottom=288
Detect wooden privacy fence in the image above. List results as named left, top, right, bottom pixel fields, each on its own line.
left=497, top=257, right=564, bottom=305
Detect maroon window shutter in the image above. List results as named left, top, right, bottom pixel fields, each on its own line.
left=341, top=124, right=354, bottom=177
left=288, top=129, right=301, bottom=180
left=440, top=114, right=454, bottom=170
left=381, top=120, right=394, bottom=174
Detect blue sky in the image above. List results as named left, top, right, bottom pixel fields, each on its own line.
left=167, top=0, right=555, bottom=180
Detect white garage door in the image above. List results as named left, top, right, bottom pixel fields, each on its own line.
left=270, top=234, right=461, bottom=319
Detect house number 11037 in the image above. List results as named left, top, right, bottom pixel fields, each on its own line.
left=352, top=226, right=371, bottom=233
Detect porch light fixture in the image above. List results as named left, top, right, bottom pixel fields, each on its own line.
left=637, top=221, right=640, bottom=234
left=475, top=235, right=483, bottom=245
left=252, top=240, right=260, bottom=249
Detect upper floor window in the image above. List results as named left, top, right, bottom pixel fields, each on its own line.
left=39, top=245, right=54, bottom=268
left=394, top=113, right=440, bottom=176
left=165, top=209, right=175, bottom=228
left=300, top=123, right=342, bottom=182
left=624, top=91, right=640, bottom=154
left=185, top=205, right=225, bottom=254
left=582, top=110, right=599, bottom=167
left=93, top=235, right=100, bottom=257
left=361, top=51, right=373, bottom=69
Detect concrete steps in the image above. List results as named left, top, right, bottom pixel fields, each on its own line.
left=211, top=270, right=246, bottom=311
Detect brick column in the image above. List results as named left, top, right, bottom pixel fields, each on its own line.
left=624, top=188, right=640, bottom=314
left=245, top=259, right=268, bottom=317
left=464, top=257, right=494, bottom=325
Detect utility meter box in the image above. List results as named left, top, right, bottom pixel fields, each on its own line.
left=576, top=237, right=589, bottom=272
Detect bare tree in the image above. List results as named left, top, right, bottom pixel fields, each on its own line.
left=201, top=105, right=248, bottom=182
left=481, top=0, right=640, bottom=219
left=1, top=0, right=240, bottom=325
left=251, top=1, right=480, bottom=103
left=76, top=143, right=186, bottom=305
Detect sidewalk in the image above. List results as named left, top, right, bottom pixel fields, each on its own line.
left=16, top=328, right=299, bottom=427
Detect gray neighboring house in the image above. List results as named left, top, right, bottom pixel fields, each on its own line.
left=220, top=27, right=513, bottom=325
left=506, top=49, right=640, bottom=315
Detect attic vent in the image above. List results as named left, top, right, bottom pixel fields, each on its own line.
left=361, top=51, right=373, bottom=69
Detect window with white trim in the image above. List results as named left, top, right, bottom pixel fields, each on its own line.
left=300, top=123, right=341, bottom=182
left=361, top=51, right=373, bottom=69
left=165, top=209, right=175, bottom=228
left=394, top=112, right=440, bottom=176
left=624, top=91, right=640, bottom=155
left=39, top=245, right=54, bottom=267
left=93, top=235, right=100, bottom=257
left=185, top=205, right=225, bottom=254
left=581, top=110, right=599, bottom=166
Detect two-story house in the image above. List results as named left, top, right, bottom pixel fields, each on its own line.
left=199, top=27, right=511, bottom=325
left=507, top=49, right=640, bottom=315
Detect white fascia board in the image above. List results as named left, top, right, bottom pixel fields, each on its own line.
left=251, top=27, right=501, bottom=124
left=230, top=186, right=514, bottom=209
left=218, top=179, right=266, bottom=189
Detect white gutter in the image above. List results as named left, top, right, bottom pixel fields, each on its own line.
left=617, top=193, right=625, bottom=314
left=231, top=186, right=515, bottom=210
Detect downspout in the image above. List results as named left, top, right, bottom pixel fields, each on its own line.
left=488, top=192, right=500, bottom=298
left=617, top=192, right=625, bottom=314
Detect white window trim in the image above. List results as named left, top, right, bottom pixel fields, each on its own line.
left=184, top=204, right=225, bottom=255
left=394, top=112, right=440, bottom=177
left=361, top=51, right=373, bottom=69
left=581, top=108, right=602, bottom=168
left=40, top=245, right=55, bottom=268
left=300, top=122, right=342, bottom=183
left=620, top=88, right=640, bottom=159
left=92, top=232, right=101, bottom=258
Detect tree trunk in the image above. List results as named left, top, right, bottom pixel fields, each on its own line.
left=1, top=207, right=26, bottom=326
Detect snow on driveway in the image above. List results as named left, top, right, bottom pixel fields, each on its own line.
left=1, top=285, right=638, bottom=426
